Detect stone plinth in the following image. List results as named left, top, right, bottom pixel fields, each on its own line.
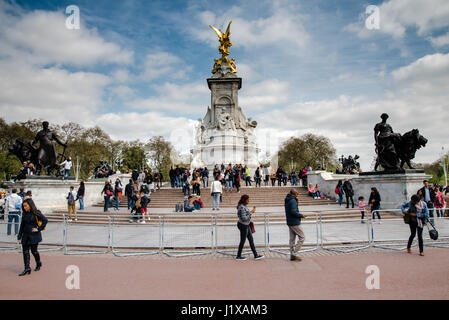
left=307, top=170, right=432, bottom=208
left=4, top=174, right=130, bottom=212
left=191, top=62, right=259, bottom=172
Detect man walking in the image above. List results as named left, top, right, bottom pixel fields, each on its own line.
left=66, top=186, right=78, bottom=221
left=343, top=179, right=355, bottom=208
left=285, top=189, right=307, bottom=261
left=418, top=180, right=436, bottom=225
left=125, top=179, right=135, bottom=210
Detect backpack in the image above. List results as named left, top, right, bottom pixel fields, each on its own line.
left=335, top=186, right=340, bottom=195
left=175, top=202, right=184, bottom=212
left=67, top=192, right=75, bottom=205
left=135, top=199, right=141, bottom=209
left=15, top=197, right=22, bottom=210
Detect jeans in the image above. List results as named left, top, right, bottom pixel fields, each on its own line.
left=170, top=177, right=175, bottom=188
left=371, top=204, right=381, bottom=220
left=203, top=177, right=208, bottom=188
left=426, top=201, right=435, bottom=226
left=7, top=211, right=20, bottom=235
left=183, top=183, right=190, bottom=196
left=338, top=195, right=343, bottom=206
left=255, top=177, right=261, bottom=187
left=176, top=176, right=182, bottom=188
left=104, top=196, right=111, bottom=212
left=246, top=176, right=252, bottom=186
left=291, top=177, right=297, bottom=186
left=114, top=194, right=120, bottom=210
left=407, top=220, right=424, bottom=253
left=237, top=222, right=258, bottom=257
left=226, top=180, right=233, bottom=191
left=64, top=169, right=70, bottom=179
left=127, top=196, right=134, bottom=210
left=79, top=196, right=84, bottom=210
left=212, top=192, right=221, bottom=209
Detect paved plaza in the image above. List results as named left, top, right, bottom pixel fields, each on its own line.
left=0, top=247, right=448, bottom=300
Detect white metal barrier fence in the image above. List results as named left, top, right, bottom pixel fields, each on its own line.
left=8, top=207, right=446, bottom=256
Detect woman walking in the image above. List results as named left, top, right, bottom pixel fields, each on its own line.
left=235, top=195, right=264, bottom=261
left=77, top=181, right=85, bottom=210
left=17, top=198, right=48, bottom=276
left=101, top=181, right=114, bottom=212
left=335, top=180, right=344, bottom=206
left=369, top=187, right=382, bottom=223
left=210, top=175, right=223, bottom=210
left=401, top=194, right=429, bottom=256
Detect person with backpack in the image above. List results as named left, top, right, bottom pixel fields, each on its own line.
left=335, top=180, right=344, bottom=206
left=101, top=181, right=114, bottom=212
left=66, top=186, right=78, bottom=221
left=139, top=191, right=150, bottom=223
left=401, top=194, right=429, bottom=256
left=6, top=188, right=22, bottom=236
left=17, top=198, right=48, bottom=276
left=125, top=179, right=135, bottom=210
left=129, top=193, right=141, bottom=222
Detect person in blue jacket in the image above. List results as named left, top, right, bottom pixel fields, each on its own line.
left=401, top=194, right=429, bottom=256
left=285, top=189, right=308, bottom=261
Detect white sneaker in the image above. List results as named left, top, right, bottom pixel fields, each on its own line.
left=75, top=218, right=78, bottom=221
left=68, top=219, right=72, bottom=222
left=141, top=220, right=146, bottom=224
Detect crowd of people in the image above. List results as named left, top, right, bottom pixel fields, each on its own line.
left=12, top=157, right=73, bottom=182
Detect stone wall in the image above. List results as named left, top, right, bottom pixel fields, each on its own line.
left=307, top=170, right=432, bottom=209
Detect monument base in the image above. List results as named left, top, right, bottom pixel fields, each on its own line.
left=359, top=169, right=424, bottom=176
left=4, top=174, right=129, bottom=211
left=307, top=170, right=432, bottom=209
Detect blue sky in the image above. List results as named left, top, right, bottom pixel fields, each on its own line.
left=1, top=0, right=449, bottom=170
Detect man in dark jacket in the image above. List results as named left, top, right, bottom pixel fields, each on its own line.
left=343, top=179, right=355, bottom=208
left=418, top=180, right=436, bottom=223
left=285, top=189, right=307, bottom=261
left=125, top=179, right=134, bottom=210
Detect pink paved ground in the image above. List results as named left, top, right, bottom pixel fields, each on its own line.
left=1, top=248, right=448, bottom=300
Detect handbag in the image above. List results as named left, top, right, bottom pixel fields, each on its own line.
left=425, top=219, right=438, bottom=240
left=250, top=221, right=255, bottom=233
left=403, top=212, right=410, bottom=224
left=106, top=189, right=113, bottom=197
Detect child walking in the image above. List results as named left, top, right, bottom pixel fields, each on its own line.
left=358, top=196, right=367, bottom=223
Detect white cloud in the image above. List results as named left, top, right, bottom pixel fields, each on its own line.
left=0, top=6, right=133, bottom=67
left=0, top=61, right=110, bottom=125
left=345, top=0, right=449, bottom=40
left=429, top=32, right=449, bottom=47
left=239, top=79, right=290, bottom=111
left=188, top=3, right=309, bottom=51
left=111, top=85, right=135, bottom=100
left=140, top=52, right=190, bottom=81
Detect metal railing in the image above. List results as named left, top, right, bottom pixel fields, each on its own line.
left=9, top=206, right=446, bottom=257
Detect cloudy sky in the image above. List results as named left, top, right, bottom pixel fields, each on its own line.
left=1, top=0, right=448, bottom=170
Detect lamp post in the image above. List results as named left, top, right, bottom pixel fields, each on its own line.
left=442, top=147, right=448, bottom=187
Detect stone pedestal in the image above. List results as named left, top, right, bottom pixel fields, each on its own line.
left=191, top=62, right=259, bottom=173
left=307, top=170, right=432, bottom=208
left=4, top=174, right=129, bottom=212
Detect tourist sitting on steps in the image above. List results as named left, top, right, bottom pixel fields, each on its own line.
left=192, top=195, right=204, bottom=210
left=184, top=196, right=195, bottom=212
left=308, top=184, right=315, bottom=198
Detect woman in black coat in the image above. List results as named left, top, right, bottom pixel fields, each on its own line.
left=369, top=187, right=382, bottom=222
left=17, top=198, right=48, bottom=276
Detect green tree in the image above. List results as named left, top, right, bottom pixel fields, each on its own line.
left=122, top=141, right=147, bottom=171
left=278, top=133, right=337, bottom=171
left=146, top=136, right=173, bottom=181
